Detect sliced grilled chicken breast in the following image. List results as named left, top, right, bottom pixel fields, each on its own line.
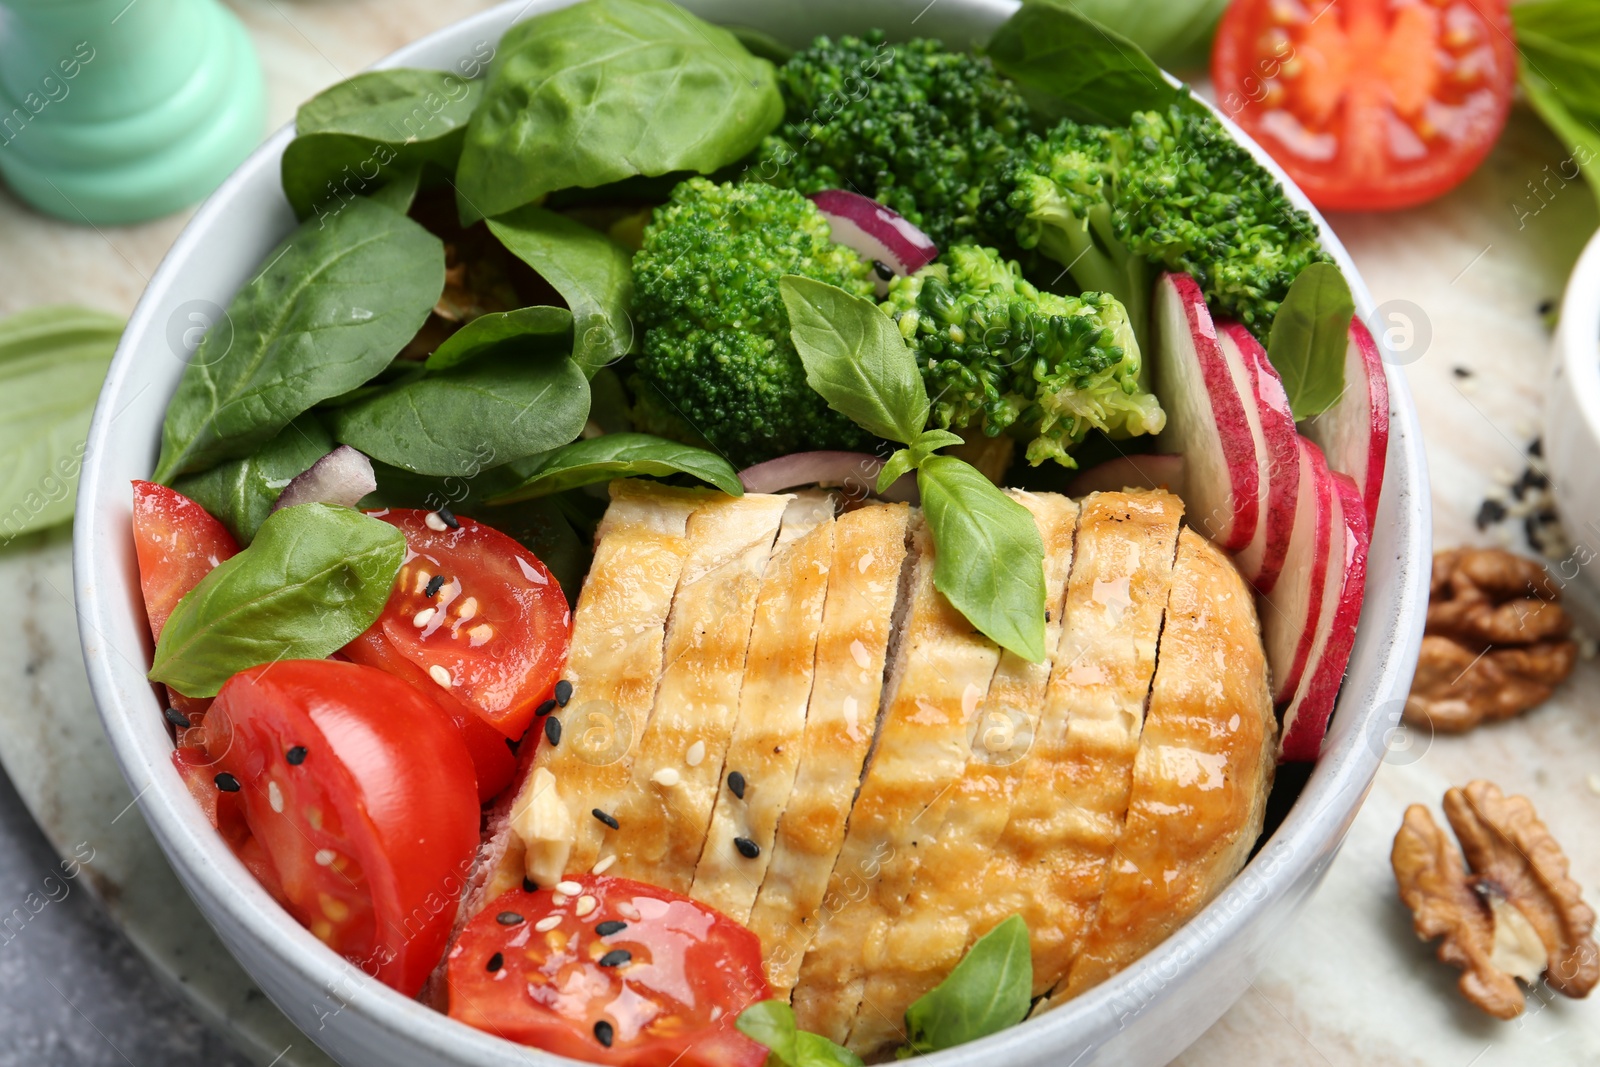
left=691, top=493, right=836, bottom=922
left=602, top=492, right=793, bottom=892
left=1059, top=528, right=1276, bottom=998
left=843, top=491, right=1079, bottom=1057
left=746, top=502, right=911, bottom=993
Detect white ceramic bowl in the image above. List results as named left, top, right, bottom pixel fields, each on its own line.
left=74, top=2, right=1432, bottom=1064
left=1546, top=228, right=1600, bottom=568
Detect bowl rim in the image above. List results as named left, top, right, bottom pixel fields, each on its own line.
left=72, top=1, right=1431, bottom=1063
left=1557, top=227, right=1600, bottom=443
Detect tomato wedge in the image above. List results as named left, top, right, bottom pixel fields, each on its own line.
left=202, top=659, right=479, bottom=994
left=1213, top=0, right=1515, bottom=211
left=448, top=878, right=771, bottom=1066
left=343, top=508, right=571, bottom=742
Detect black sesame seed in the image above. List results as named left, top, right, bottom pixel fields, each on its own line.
left=734, top=836, right=760, bottom=859
left=544, top=717, right=562, bottom=746
left=554, top=680, right=573, bottom=706
left=727, top=771, right=746, bottom=800
left=214, top=772, right=241, bottom=793
left=437, top=506, right=459, bottom=530
left=486, top=952, right=504, bottom=973
left=536, top=698, right=558, bottom=717
left=163, top=707, right=191, bottom=729
left=1452, top=365, right=1473, bottom=379
left=598, top=949, right=631, bottom=968
left=424, top=574, right=446, bottom=598
left=593, top=808, right=620, bottom=830
left=594, top=1020, right=615, bottom=1048
left=286, top=745, right=308, bottom=766
left=1529, top=437, right=1544, bottom=457
left=496, top=911, right=525, bottom=926
left=523, top=877, right=539, bottom=893
left=1475, top=498, right=1508, bottom=530
left=595, top=920, right=628, bottom=937
left=872, top=259, right=894, bottom=281
left=1538, top=299, right=1556, bottom=316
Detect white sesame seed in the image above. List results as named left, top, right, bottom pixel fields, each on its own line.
left=652, top=767, right=681, bottom=787
left=429, top=665, right=453, bottom=688
left=413, top=608, right=436, bottom=627
left=414, top=570, right=432, bottom=594
left=575, top=895, right=597, bottom=917
left=556, top=880, right=583, bottom=896
left=467, top=624, right=494, bottom=647
left=425, top=511, right=449, bottom=532
left=268, top=780, right=283, bottom=813
left=616, top=901, right=641, bottom=922
left=535, top=915, right=562, bottom=932
left=457, top=597, right=478, bottom=622
left=685, top=740, right=706, bottom=767
left=551, top=892, right=568, bottom=906
left=315, top=849, right=336, bottom=866
left=592, top=855, right=616, bottom=875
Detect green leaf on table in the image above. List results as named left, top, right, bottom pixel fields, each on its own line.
left=454, top=0, right=783, bottom=221
left=1266, top=262, right=1353, bottom=421
left=148, top=503, right=405, bottom=697
left=171, top=414, right=333, bottom=545
left=917, top=458, right=1047, bottom=663
left=986, top=1, right=1180, bottom=126
left=0, top=306, right=121, bottom=543
left=487, top=207, right=635, bottom=377
left=153, top=199, right=445, bottom=482
left=780, top=275, right=929, bottom=447
left=487, top=433, right=741, bottom=504
left=904, top=914, right=1033, bottom=1055
left=425, top=305, right=573, bottom=371
left=329, top=351, right=591, bottom=477
left=736, top=1000, right=864, bottom=1067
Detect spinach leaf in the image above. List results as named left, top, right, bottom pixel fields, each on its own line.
left=455, top=0, right=783, bottom=220
left=487, top=206, right=636, bottom=377
left=588, top=366, right=635, bottom=434
left=1513, top=0, right=1600, bottom=210
left=481, top=496, right=592, bottom=605
left=148, top=503, right=405, bottom=697
left=736, top=1000, right=864, bottom=1067
left=904, top=914, right=1033, bottom=1054
left=426, top=305, right=572, bottom=371
left=779, top=276, right=929, bottom=447
left=281, top=69, right=482, bottom=221
left=172, top=415, right=333, bottom=545
left=0, top=306, right=121, bottom=543
left=986, top=1, right=1180, bottom=126
left=1267, top=262, right=1353, bottom=421
left=487, top=433, right=741, bottom=503
left=329, top=351, right=591, bottom=477
left=153, top=199, right=445, bottom=482
left=1060, top=0, right=1228, bottom=69
left=917, top=458, right=1047, bottom=663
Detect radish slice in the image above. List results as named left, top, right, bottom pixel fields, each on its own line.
left=809, top=190, right=938, bottom=296
left=1279, top=470, right=1370, bottom=762
left=1260, top=438, right=1335, bottom=706
left=272, top=445, right=378, bottom=512
left=1067, top=453, right=1186, bottom=497
left=1302, top=317, right=1388, bottom=530
left=1219, top=323, right=1301, bottom=595
left=1151, top=273, right=1260, bottom=552
left=738, top=451, right=917, bottom=503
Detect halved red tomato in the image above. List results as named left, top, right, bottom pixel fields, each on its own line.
left=448, top=878, right=772, bottom=1066
left=203, top=659, right=480, bottom=994
left=1213, top=0, right=1515, bottom=211
left=343, top=508, right=571, bottom=743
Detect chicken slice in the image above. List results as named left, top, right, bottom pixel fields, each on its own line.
left=1057, top=528, right=1276, bottom=998
left=690, top=493, right=836, bottom=922
left=746, top=502, right=911, bottom=993
left=792, top=515, right=1004, bottom=1045
left=601, top=491, right=792, bottom=892
left=842, top=491, right=1079, bottom=1058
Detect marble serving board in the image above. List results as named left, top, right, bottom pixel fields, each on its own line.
left=2, top=2, right=1600, bottom=1063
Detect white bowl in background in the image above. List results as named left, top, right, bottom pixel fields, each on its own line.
left=1546, top=228, right=1600, bottom=568
left=73, top=2, right=1432, bottom=1064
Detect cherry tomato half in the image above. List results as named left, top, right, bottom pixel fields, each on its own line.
left=1213, top=0, right=1515, bottom=211
left=448, top=878, right=772, bottom=1067
left=203, top=659, right=480, bottom=995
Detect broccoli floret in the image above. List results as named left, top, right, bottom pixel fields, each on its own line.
left=1005, top=104, right=1328, bottom=342
left=631, top=177, right=878, bottom=466
left=881, top=244, right=1164, bottom=467
left=759, top=33, right=1031, bottom=249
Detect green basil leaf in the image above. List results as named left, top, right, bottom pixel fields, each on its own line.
left=330, top=351, right=591, bottom=476
left=876, top=449, right=918, bottom=495
left=987, top=1, right=1180, bottom=126
left=487, top=433, right=741, bottom=504
left=148, top=503, right=405, bottom=697
left=1513, top=1, right=1600, bottom=210
left=455, top=0, right=783, bottom=221
left=917, top=458, right=1046, bottom=663
left=1266, top=262, right=1353, bottom=421
left=153, top=199, right=445, bottom=482
left=875, top=428, right=964, bottom=493
left=171, top=415, right=334, bottom=545
left=488, top=207, right=635, bottom=377
left=1056, top=0, right=1228, bottom=68
left=737, top=1000, right=863, bottom=1067
left=779, top=275, right=928, bottom=447
left=425, top=305, right=573, bottom=371
left=0, top=306, right=121, bottom=542
left=904, top=914, right=1033, bottom=1055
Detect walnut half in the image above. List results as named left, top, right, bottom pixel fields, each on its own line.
left=1392, top=781, right=1599, bottom=1018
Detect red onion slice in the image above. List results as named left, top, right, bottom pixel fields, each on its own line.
left=809, top=190, right=938, bottom=296
left=272, top=445, right=378, bottom=512
left=738, top=451, right=917, bottom=503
